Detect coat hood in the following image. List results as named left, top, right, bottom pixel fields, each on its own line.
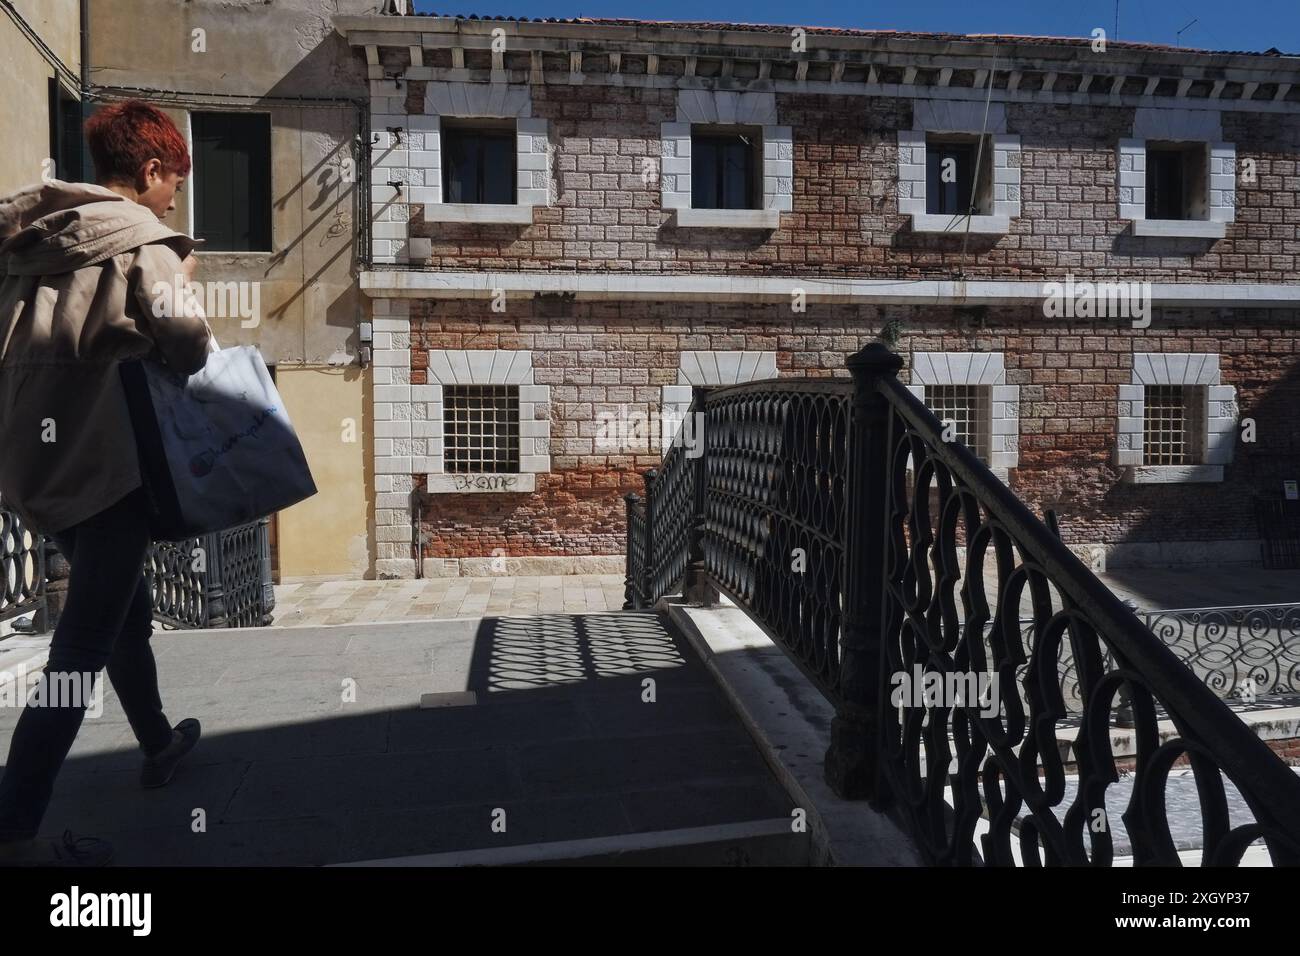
left=0, top=180, right=197, bottom=277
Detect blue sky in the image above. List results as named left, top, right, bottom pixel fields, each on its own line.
left=412, top=0, right=1300, bottom=53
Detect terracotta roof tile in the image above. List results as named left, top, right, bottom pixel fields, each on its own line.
left=396, top=12, right=1293, bottom=57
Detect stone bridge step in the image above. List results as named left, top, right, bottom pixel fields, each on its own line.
left=0, top=611, right=803, bottom=865
left=335, top=818, right=808, bottom=866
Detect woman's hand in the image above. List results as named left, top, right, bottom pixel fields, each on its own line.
left=180, top=254, right=199, bottom=283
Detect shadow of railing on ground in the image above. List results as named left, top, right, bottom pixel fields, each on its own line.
left=1, top=611, right=792, bottom=866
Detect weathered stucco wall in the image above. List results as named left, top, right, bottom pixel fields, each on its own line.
left=11, top=0, right=79, bottom=68
left=87, top=0, right=369, bottom=97
left=86, top=0, right=376, bottom=578
left=88, top=0, right=372, bottom=364
left=275, top=366, right=373, bottom=579
left=0, top=0, right=81, bottom=195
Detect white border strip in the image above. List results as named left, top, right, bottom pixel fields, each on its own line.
left=361, top=271, right=1300, bottom=308
left=331, top=818, right=803, bottom=867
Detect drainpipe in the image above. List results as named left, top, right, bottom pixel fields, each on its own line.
left=410, top=486, right=423, bottom=579
left=78, top=0, right=89, bottom=178
left=79, top=0, right=87, bottom=87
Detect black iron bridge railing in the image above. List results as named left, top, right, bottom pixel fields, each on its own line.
left=145, top=519, right=276, bottom=629
left=1, top=495, right=273, bottom=632
left=623, top=344, right=1300, bottom=866
left=0, top=498, right=48, bottom=631
left=1044, top=604, right=1300, bottom=716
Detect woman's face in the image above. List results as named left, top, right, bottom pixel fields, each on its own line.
left=137, top=159, right=185, bottom=219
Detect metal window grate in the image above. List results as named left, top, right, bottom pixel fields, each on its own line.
left=443, top=385, right=520, bottom=474
left=1143, top=385, right=1199, bottom=465
left=925, top=385, right=990, bottom=461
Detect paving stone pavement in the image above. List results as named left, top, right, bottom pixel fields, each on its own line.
left=265, top=567, right=1300, bottom=631
left=1096, top=567, right=1300, bottom=611
left=0, top=611, right=796, bottom=866
left=2, top=567, right=1296, bottom=866
left=1014, top=765, right=1300, bottom=859
left=271, top=575, right=628, bottom=627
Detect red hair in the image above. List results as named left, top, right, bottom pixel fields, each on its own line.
left=85, top=100, right=191, bottom=183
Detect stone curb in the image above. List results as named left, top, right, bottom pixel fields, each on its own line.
left=332, top=818, right=806, bottom=867
left=660, top=599, right=924, bottom=866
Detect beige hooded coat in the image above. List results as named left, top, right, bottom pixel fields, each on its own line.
left=0, top=181, right=213, bottom=534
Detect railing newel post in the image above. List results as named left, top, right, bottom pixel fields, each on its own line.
left=32, top=533, right=49, bottom=633
left=641, top=468, right=658, bottom=606
left=623, top=491, right=642, bottom=609
left=826, top=343, right=904, bottom=803
left=258, top=516, right=275, bottom=626
left=683, top=387, right=718, bottom=607
left=204, top=531, right=226, bottom=629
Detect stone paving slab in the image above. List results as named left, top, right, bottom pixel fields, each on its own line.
left=1096, top=567, right=1300, bottom=611
left=264, top=568, right=1300, bottom=632
left=3, top=566, right=1295, bottom=866
left=0, top=611, right=796, bottom=866
left=270, top=575, right=628, bottom=628
left=1008, top=765, right=1300, bottom=860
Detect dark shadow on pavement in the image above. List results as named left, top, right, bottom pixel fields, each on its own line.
left=0, top=612, right=794, bottom=866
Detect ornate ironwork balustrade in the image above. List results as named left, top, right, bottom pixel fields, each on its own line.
left=1042, top=604, right=1300, bottom=715
left=625, top=344, right=1300, bottom=866
left=146, top=518, right=276, bottom=628
left=1, top=498, right=272, bottom=632
left=0, top=497, right=46, bottom=630
left=1139, top=604, right=1300, bottom=702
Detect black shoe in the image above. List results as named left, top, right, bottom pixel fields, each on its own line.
left=141, top=718, right=201, bottom=789
left=0, top=830, right=114, bottom=867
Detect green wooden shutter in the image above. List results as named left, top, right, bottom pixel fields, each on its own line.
left=193, top=112, right=272, bottom=251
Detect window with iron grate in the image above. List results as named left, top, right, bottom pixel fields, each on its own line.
left=443, top=385, right=520, bottom=473
left=925, top=384, right=991, bottom=462
left=1143, top=385, right=1203, bottom=465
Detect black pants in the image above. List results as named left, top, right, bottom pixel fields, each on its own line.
left=0, top=486, right=173, bottom=841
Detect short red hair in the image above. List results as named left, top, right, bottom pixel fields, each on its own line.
left=85, top=100, right=191, bottom=183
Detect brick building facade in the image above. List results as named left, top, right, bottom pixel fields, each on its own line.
left=334, top=12, right=1300, bottom=578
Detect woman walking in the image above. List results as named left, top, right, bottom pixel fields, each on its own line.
left=0, top=101, right=213, bottom=865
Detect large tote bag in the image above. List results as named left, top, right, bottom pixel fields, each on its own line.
left=119, top=345, right=317, bottom=540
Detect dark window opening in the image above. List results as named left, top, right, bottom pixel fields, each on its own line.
left=443, top=385, right=520, bottom=474
left=192, top=112, right=272, bottom=252
left=442, top=124, right=516, bottom=205
left=48, top=80, right=83, bottom=182
left=1146, top=142, right=1207, bottom=221
left=926, top=135, right=992, bottom=216
left=691, top=128, right=760, bottom=210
